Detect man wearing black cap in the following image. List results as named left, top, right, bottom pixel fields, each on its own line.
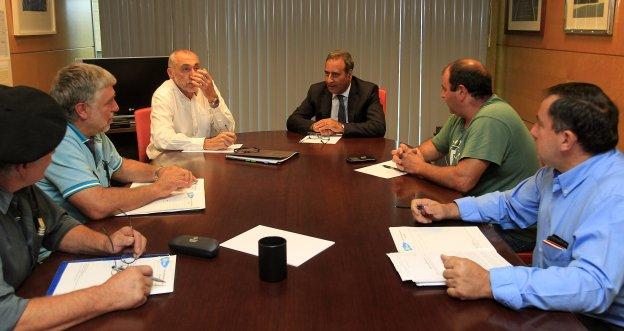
left=0, top=85, right=154, bottom=329
left=37, top=63, right=196, bottom=222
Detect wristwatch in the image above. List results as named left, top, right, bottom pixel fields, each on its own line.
left=209, top=97, right=220, bottom=109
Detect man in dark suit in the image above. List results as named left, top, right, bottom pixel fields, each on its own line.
left=286, top=50, right=386, bottom=137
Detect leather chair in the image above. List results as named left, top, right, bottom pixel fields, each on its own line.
left=517, top=251, right=533, bottom=265
left=379, top=88, right=387, bottom=116
left=134, top=107, right=152, bottom=162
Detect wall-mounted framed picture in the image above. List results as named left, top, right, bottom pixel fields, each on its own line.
left=506, top=0, right=547, bottom=34
left=11, top=0, right=56, bottom=36
left=564, top=0, right=617, bottom=35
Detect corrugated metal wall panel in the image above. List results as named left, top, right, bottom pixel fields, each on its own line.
left=410, top=0, right=490, bottom=144
left=98, top=0, right=490, bottom=144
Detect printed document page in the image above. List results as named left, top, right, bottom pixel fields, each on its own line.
left=386, top=227, right=510, bottom=286
left=119, top=179, right=205, bottom=215
left=355, top=160, right=407, bottom=179
left=182, top=144, right=243, bottom=153
left=389, top=226, right=496, bottom=253
left=221, top=225, right=334, bottom=267
left=387, top=250, right=510, bottom=285
left=49, top=255, right=176, bottom=296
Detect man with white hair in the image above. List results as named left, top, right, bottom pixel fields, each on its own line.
left=147, top=49, right=237, bottom=159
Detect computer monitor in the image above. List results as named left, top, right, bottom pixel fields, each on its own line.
left=81, top=56, right=170, bottom=117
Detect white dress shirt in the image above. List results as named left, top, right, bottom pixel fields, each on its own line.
left=147, top=79, right=236, bottom=159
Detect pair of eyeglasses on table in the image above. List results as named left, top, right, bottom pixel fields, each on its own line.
left=304, top=132, right=332, bottom=144
left=101, top=211, right=165, bottom=283
left=233, top=146, right=260, bottom=153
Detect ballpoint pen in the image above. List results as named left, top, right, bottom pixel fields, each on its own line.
left=221, top=123, right=230, bottom=133
left=151, top=276, right=166, bottom=283
left=382, top=164, right=406, bottom=173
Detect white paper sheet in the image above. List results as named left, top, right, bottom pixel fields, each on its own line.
left=386, top=226, right=510, bottom=286
left=182, top=144, right=243, bottom=153
left=299, top=135, right=342, bottom=144
left=220, top=225, right=334, bottom=267
left=118, top=179, right=205, bottom=215
left=50, top=255, right=176, bottom=296
left=389, top=226, right=496, bottom=253
left=387, top=250, right=510, bottom=285
left=355, top=160, right=407, bottom=179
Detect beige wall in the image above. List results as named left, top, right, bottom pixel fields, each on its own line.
left=495, top=0, right=624, bottom=148
left=5, top=0, right=95, bottom=91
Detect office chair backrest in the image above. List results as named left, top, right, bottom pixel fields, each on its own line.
left=517, top=251, right=533, bottom=266
left=379, top=88, right=387, bottom=116
left=134, top=107, right=152, bottom=163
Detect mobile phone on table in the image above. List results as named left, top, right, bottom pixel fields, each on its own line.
left=346, top=155, right=376, bottom=163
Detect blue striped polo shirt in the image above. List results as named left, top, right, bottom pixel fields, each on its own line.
left=37, top=123, right=122, bottom=222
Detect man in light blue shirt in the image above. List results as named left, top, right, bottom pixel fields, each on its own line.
left=411, top=82, right=624, bottom=328
left=37, top=63, right=196, bottom=222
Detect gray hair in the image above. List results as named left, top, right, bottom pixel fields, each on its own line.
left=168, top=49, right=198, bottom=68
left=50, top=63, right=116, bottom=122
left=326, top=50, right=354, bottom=72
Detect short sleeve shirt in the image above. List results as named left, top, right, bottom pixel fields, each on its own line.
left=431, top=95, right=539, bottom=196
left=37, top=124, right=123, bottom=222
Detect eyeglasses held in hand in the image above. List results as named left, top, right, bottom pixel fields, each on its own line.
left=102, top=210, right=136, bottom=275
left=234, top=147, right=260, bottom=153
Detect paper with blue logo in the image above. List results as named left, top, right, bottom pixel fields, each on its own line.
left=387, top=227, right=510, bottom=286
left=47, top=254, right=177, bottom=296
left=117, top=179, right=205, bottom=215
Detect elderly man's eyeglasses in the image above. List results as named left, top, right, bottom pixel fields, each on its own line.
left=102, top=212, right=137, bottom=275
left=233, top=147, right=260, bottom=154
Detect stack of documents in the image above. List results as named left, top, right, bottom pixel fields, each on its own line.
left=47, top=255, right=177, bottom=296
left=119, top=179, right=205, bottom=215
left=387, top=226, right=511, bottom=286
left=182, top=143, right=243, bottom=153
left=225, top=149, right=299, bottom=165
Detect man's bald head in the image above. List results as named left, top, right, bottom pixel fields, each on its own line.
left=443, top=58, right=492, bottom=101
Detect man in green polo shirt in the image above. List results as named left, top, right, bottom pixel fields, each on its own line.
left=392, top=58, right=539, bottom=251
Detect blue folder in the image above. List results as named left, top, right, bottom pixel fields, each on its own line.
left=46, top=253, right=169, bottom=296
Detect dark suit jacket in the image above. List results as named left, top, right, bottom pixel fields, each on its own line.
left=286, top=76, right=386, bottom=137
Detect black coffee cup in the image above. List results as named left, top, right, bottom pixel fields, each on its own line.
left=258, top=236, right=287, bottom=282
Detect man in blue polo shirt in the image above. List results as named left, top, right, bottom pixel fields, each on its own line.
left=411, top=83, right=624, bottom=328
left=37, top=63, right=196, bottom=222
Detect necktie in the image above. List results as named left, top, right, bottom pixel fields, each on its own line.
left=85, top=138, right=96, bottom=160
left=337, top=95, right=346, bottom=123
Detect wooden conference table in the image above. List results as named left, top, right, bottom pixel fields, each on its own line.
left=19, top=131, right=583, bottom=330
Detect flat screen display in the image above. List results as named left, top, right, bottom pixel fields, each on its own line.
left=81, top=56, right=169, bottom=117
